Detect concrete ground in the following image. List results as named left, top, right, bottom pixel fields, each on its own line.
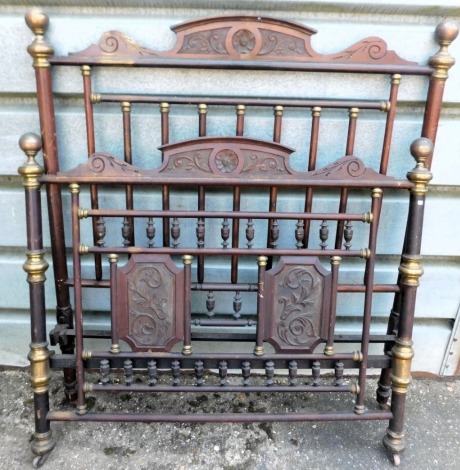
left=0, top=370, right=459, bottom=470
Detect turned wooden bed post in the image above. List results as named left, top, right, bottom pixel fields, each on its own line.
left=19, top=133, right=56, bottom=468
left=382, top=138, right=433, bottom=466
left=376, top=19, right=458, bottom=412
left=25, top=9, right=76, bottom=400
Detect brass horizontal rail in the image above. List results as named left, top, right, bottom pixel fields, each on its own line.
left=84, top=384, right=357, bottom=393
left=48, top=410, right=393, bottom=423
left=50, top=55, right=432, bottom=76
left=40, top=174, right=413, bottom=190
left=82, top=246, right=370, bottom=258
left=65, top=279, right=399, bottom=294
left=92, top=93, right=389, bottom=110
left=81, top=208, right=371, bottom=222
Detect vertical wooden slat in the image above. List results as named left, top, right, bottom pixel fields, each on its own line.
left=254, top=256, right=268, bottom=356
left=160, top=102, right=170, bottom=247
left=69, top=183, right=87, bottom=415
left=182, top=255, right=193, bottom=356
left=197, top=104, right=207, bottom=283
left=267, top=106, right=283, bottom=264
left=355, top=188, right=383, bottom=413
left=236, top=104, right=245, bottom=136
left=121, top=101, right=135, bottom=246
left=304, top=106, right=321, bottom=247
left=231, top=105, right=245, bottom=283
left=380, top=74, right=401, bottom=175
left=108, top=254, right=120, bottom=354
left=82, top=66, right=104, bottom=280
left=324, top=256, right=341, bottom=356
left=335, top=107, right=359, bottom=249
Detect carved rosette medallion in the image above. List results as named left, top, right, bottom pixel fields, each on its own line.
left=209, top=148, right=245, bottom=175
left=232, top=29, right=256, bottom=54
left=117, top=255, right=184, bottom=351
left=264, top=257, right=331, bottom=353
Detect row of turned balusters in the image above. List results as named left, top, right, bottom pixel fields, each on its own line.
left=99, top=359, right=345, bottom=387
left=95, top=217, right=354, bottom=250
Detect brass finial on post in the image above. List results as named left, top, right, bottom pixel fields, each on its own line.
left=407, top=137, right=434, bottom=195
left=429, top=19, right=459, bottom=80
left=25, top=9, right=54, bottom=68
left=18, top=133, right=44, bottom=188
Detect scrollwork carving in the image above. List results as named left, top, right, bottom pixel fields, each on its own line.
left=66, top=16, right=416, bottom=67
left=98, top=31, right=158, bottom=56
left=128, top=266, right=170, bottom=346
left=88, top=153, right=140, bottom=175
left=178, top=28, right=230, bottom=55
left=259, top=29, right=309, bottom=57
left=332, top=38, right=387, bottom=62
left=167, top=152, right=212, bottom=173
left=118, top=255, right=183, bottom=352
left=277, top=268, right=319, bottom=346
left=312, top=157, right=366, bottom=178
left=264, top=257, right=331, bottom=353
left=243, top=153, right=287, bottom=173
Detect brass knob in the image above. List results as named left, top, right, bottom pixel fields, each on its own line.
left=25, top=9, right=49, bottom=35
left=435, top=19, right=459, bottom=46
left=410, top=137, right=433, bottom=164
left=19, top=132, right=42, bottom=156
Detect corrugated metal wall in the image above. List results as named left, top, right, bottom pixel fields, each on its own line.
left=1, top=1, right=459, bottom=374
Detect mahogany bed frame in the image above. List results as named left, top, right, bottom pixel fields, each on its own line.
left=19, top=9, right=458, bottom=467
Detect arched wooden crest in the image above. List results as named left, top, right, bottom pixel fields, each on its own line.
left=264, top=257, right=331, bottom=354
left=159, top=137, right=295, bottom=177
left=117, top=254, right=184, bottom=352
left=54, top=136, right=399, bottom=185
left=65, top=15, right=416, bottom=66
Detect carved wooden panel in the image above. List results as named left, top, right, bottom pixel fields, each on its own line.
left=117, top=254, right=184, bottom=352
left=63, top=15, right=417, bottom=67
left=57, top=137, right=399, bottom=186
left=160, top=137, right=294, bottom=177
left=264, top=257, right=331, bottom=354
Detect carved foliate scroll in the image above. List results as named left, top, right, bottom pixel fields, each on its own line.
left=160, top=137, right=295, bottom=177
left=56, top=139, right=398, bottom=185
left=65, top=15, right=416, bottom=66
left=117, top=254, right=184, bottom=351
left=264, top=257, right=331, bottom=353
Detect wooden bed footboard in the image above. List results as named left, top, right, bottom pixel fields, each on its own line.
left=19, top=9, right=458, bottom=467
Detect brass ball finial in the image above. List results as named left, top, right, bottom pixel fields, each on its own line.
left=407, top=137, right=433, bottom=194
left=19, top=132, right=42, bottom=156
left=18, top=133, right=44, bottom=186
left=25, top=9, right=49, bottom=36
left=410, top=137, right=433, bottom=164
left=435, top=19, right=459, bottom=46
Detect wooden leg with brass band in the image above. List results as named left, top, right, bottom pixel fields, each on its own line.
left=19, top=132, right=56, bottom=467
